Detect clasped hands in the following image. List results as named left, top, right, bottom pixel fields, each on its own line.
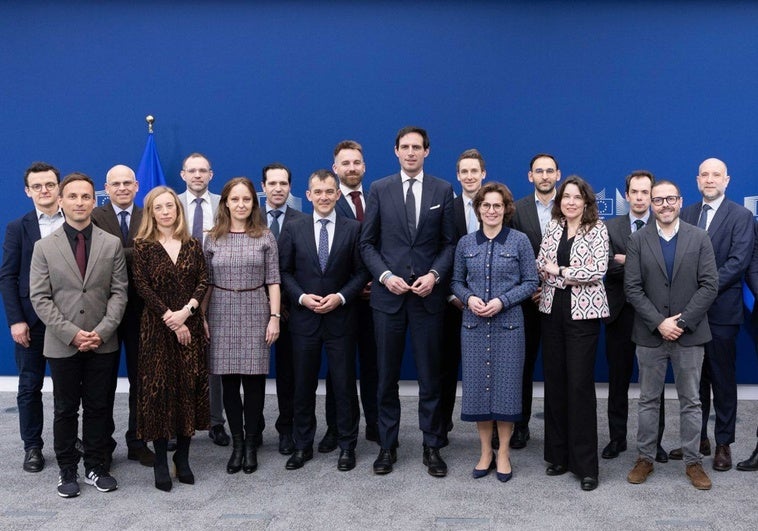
left=163, top=308, right=192, bottom=346
left=385, top=272, right=435, bottom=297
left=467, top=296, right=504, bottom=318
left=71, top=330, right=103, bottom=351
left=301, top=293, right=342, bottom=314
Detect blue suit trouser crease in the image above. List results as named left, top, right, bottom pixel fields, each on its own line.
left=14, top=322, right=47, bottom=450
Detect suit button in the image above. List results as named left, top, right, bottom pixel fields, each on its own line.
left=79, top=309, right=85, bottom=314
left=82, top=289, right=87, bottom=293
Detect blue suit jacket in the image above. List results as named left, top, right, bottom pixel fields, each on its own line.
left=0, top=210, right=43, bottom=328
left=335, top=187, right=368, bottom=221
left=278, top=214, right=369, bottom=336
left=359, top=173, right=456, bottom=314
left=680, top=198, right=754, bottom=326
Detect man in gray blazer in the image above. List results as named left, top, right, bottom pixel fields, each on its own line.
left=30, top=173, right=127, bottom=498
left=177, top=152, right=228, bottom=447
left=624, top=180, right=718, bottom=490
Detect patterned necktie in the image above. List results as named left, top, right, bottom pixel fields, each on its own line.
left=467, top=200, right=478, bottom=234
left=118, top=210, right=129, bottom=242
left=269, top=210, right=282, bottom=239
left=318, top=218, right=329, bottom=272
left=406, top=178, right=417, bottom=239
left=633, top=219, right=645, bottom=232
left=192, top=197, right=204, bottom=241
left=697, top=204, right=711, bottom=230
left=75, top=232, right=86, bottom=279
left=349, top=191, right=364, bottom=222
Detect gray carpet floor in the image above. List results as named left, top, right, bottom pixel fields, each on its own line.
left=0, top=388, right=756, bottom=530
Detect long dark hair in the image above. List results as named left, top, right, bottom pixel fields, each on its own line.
left=208, top=177, right=266, bottom=240
left=551, top=175, right=599, bottom=232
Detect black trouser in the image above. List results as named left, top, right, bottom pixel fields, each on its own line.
left=516, top=299, right=541, bottom=432
left=221, top=374, right=266, bottom=437
left=48, top=350, right=119, bottom=472
left=438, top=302, right=462, bottom=431
left=541, top=289, right=599, bottom=478
left=274, top=319, right=295, bottom=437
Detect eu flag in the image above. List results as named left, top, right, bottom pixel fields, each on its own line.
left=134, top=131, right=166, bottom=207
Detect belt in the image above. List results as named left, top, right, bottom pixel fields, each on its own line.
left=211, top=283, right=264, bottom=293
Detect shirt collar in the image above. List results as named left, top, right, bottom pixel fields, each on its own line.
left=36, top=207, right=64, bottom=220
left=475, top=226, right=510, bottom=245
left=702, top=194, right=726, bottom=212
left=312, top=210, right=337, bottom=224
left=339, top=183, right=364, bottom=197
left=656, top=218, right=680, bottom=238
left=401, top=170, right=424, bottom=183
left=629, top=211, right=650, bottom=225
left=111, top=203, right=134, bottom=216
left=534, top=191, right=556, bottom=206
left=188, top=190, right=212, bottom=204
left=63, top=221, right=93, bottom=239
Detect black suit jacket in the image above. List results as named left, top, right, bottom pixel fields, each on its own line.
left=91, top=203, right=143, bottom=285
left=0, top=210, right=43, bottom=328
left=510, top=194, right=543, bottom=258
left=603, top=215, right=635, bottom=324
left=335, top=187, right=368, bottom=221
left=278, top=214, right=369, bottom=336
left=452, top=195, right=468, bottom=241
left=359, top=173, right=456, bottom=314
left=680, top=198, right=754, bottom=326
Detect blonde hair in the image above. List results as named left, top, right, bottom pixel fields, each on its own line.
left=135, top=186, right=191, bottom=243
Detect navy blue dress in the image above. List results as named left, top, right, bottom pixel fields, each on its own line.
left=451, top=227, right=539, bottom=421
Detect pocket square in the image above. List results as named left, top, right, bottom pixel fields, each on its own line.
left=429, top=204, right=441, bottom=210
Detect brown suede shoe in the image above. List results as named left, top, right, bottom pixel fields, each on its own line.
left=712, top=444, right=732, bottom=471
left=686, top=463, right=712, bottom=490
left=627, top=458, right=654, bottom=484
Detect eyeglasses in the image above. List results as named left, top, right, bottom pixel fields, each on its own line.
left=183, top=168, right=211, bottom=175
left=28, top=182, right=58, bottom=192
left=532, top=168, right=556, bottom=176
left=480, top=202, right=504, bottom=212
left=651, top=195, right=680, bottom=206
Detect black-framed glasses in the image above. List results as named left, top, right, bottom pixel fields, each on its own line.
left=651, top=195, right=680, bottom=206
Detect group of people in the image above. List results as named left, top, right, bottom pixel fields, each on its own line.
left=2, top=126, right=757, bottom=499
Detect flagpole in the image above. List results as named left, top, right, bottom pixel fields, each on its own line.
left=146, top=115, right=154, bottom=133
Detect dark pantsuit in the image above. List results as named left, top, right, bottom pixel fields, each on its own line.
left=222, top=374, right=266, bottom=437
left=292, top=330, right=359, bottom=451
left=700, top=324, right=739, bottom=445
left=48, top=350, right=119, bottom=471
left=325, top=299, right=377, bottom=431
left=374, top=297, right=445, bottom=450
left=542, top=289, right=599, bottom=478
left=518, top=300, right=542, bottom=430
left=15, top=322, right=47, bottom=451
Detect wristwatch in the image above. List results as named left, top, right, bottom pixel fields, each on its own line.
left=185, top=304, right=197, bottom=315
left=676, top=318, right=687, bottom=331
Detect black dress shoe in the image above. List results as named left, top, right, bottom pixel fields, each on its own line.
left=318, top=427, right=339, bottom=453
left=655, top=445, right=669, bottom=463
left=278, top=433, right=295, bottom=456
left=373, top=448, right=397, bottom=475
left=510, top=426, right=529, bottom=449
left=546, top=463, right=568, bottom=476
left=209, top=424, right=230, bottom=447
left=601, top=440, right=627, bottom=459
left=422, top=445, right=447, bottom=477
left=736, top=445, right=758, bottom=471
left=580, top=476, right=599, bottom=491
left=23, top=448, right=45, bottom=473
left=365, top=423, right=379, bottom=443
left=128, top=446, right=156, bottom=467
left=337, top=449, right=356, bottom=471
left=285, top=448, right=313, bottom=470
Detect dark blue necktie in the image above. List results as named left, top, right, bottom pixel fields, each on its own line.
left=634, top=219, right=644, bottom=232
left=406, top=178, right=417, bottom=239
left=118, top=210, right=129, bottom=242
left=192, top=197, right=204, bottom=241
left=318, top=218, right=329, bottom=272
left=697, top=204, right=711, bottom=230
left=269, top=210, right=282, bottom=239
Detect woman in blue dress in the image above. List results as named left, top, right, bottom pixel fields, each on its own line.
left=451, top=182, right=539, bottom=482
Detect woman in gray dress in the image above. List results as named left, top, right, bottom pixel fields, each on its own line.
left=451, top=182, right=539, bottom=482
left=202, top=177, right=280, bottom=475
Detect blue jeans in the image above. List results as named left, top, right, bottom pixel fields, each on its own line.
left=14, top=322, right=47, bottom=451
left=636, top=342, right=704, bottom=465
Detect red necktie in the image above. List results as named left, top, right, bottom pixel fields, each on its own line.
left=349, top=191, right=364, bottom=222
left=75, top=232, right=86, bottom=279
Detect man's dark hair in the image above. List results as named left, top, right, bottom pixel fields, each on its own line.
left=59, top=172, right=95, bottom=196
left=625, top=170, right=655, bottom=193
left=529, top=153, right=559, bottom=171
left=24, top=161, right=60, bottom=187
left=395, top=126, right=430, bottom=150
left=262, top=162, right=292, bottom=184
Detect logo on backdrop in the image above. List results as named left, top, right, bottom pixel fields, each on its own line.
left=595, top=188, right=616, bottom=219
left=744, top=195, right=758, bottom=218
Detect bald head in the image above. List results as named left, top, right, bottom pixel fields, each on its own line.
left=696, top=158, right=729, bottom=202
left=105, top=164, right=139, bottom=208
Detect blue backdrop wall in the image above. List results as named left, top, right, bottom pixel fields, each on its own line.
left=2, top=1, right=757, bottom=382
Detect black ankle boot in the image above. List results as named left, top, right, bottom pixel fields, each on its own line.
left=243, top=434, right=258, bottom=473
left=227, top=434, right=244, bottom=474
left=173, top=436, right=194, bottom=484
left=153, top=438, right=172, bottom=492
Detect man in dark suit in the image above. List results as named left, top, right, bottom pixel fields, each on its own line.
left=602, top=170, right=668, bottom=463
left=508, top=153, right=560, bottom=449
left=278, top=169, right=369, bottom=471
left=261, top=162, right=309, bottom=455
left=737, top=219, right=758, bottom=471
left=30, top=173, right=128, bottom=498
left=360, top=126, right=456, bottom=477
left=91, top=164, right=153, bottom=467
left=178, top=152, right=229, bottom=447
left=315, top=140, right=378, bottom=452
left=0, top=162, right=64, bottom=473
left=440, top=148, right=486, bottom=443
left=624, top=179, right=718, bottom=490
left=677, top=158, right=754, bottom=471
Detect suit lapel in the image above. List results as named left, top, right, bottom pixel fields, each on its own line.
left=128, top=206, right=143, bottom=243
left=52, top=231, right=83, bottom=282
left=84, top=230, right=105, bottom=285
left=643, top=227, right=668, bottom=279
left=303, top=217, right=320, bottom=271
left=23, top=211, right=42, bottom=242
left=705, top=200, right=727, bottom=238
left=671, top=224, right=695, bottom=281
left=389, top=175, right=412, bottom=242
left=525, top=199, right=543, bottom=239
left=326, top=217, right=349, bottom=271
